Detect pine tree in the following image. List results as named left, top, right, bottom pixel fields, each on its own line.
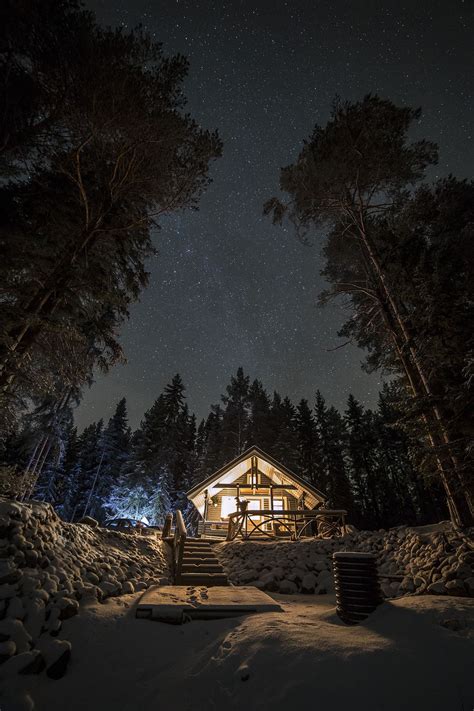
left=94, top=398, right=131, bottom=519
left=295, top=399, right=319, bottom=486
left=220, top=367, right=250, bottom=458
left=34, top=409, right=75, bottom=506
left=56, top=426, right=81, bottom=522
left=246, top=379, right=273, bottom=451
left=344, top=396, right=382, bottom=528
left=194, top=406, right=225, bottom=481
left=68, top=420, right=104, bottom=521
left=0, top=3, right=222, bottom=432
left=269, top=393, right=299, bottom=472
left=265, top=95, right=471, bottom=525
left=314, top=391, right=352, bottom=510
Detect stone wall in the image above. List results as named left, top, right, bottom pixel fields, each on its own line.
left=215, top=524, right=474, bottom=597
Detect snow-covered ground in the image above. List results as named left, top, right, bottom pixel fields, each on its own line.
left=0, top=499, right=170, bottom=688
left=3, top=592, right=473, bottom=711
left=216, top=524, right=474, bottom=597
left=1, top=499, right=473, bottom=710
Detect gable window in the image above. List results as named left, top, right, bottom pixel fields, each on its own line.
left=246, top=470, right=261, bottom=485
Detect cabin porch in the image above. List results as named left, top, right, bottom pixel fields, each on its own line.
left=197, top=507, right=348, bottom=540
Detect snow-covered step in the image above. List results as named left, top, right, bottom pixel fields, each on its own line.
left=182, top=557, right=219, bottom=566
left=181, top=564, right=224, bottom=574
left=178, top=573, right=228, bottom=586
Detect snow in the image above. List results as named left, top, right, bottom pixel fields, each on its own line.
left=0, top=498, right=170, bottom=690
left=1, top=498, right=472, bottom=709
left=216, top=525, right=474, bottom=597
left=2, top=593, right=473, bottom=711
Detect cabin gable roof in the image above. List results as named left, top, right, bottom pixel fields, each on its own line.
left=187, top=445, right=327, bottom=517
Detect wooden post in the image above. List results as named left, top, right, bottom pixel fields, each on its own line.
left=204, top=489, right=209, bottom=523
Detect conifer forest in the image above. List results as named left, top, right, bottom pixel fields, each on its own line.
left=0, top=0, right=473, bottom=531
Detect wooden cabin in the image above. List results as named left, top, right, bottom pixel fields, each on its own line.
left=187, top=446, right=328, bottom=539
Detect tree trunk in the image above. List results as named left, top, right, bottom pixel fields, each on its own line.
left=356, top=226, right=473, bottom=525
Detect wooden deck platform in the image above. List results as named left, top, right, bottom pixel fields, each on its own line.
left=136, top=585, right=282, bottom=623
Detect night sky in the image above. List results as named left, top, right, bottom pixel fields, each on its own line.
left=76, top=0, right=473, bottom=430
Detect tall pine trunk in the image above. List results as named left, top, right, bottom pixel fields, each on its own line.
left=354, top=213, right=472, bottom=525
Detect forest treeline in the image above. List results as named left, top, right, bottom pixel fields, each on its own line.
left=1, top=369, right=449, bottom=530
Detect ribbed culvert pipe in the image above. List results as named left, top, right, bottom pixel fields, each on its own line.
left=333, top=551, right=383, bottom=624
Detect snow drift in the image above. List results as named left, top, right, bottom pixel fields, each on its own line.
left=216, top=524, right=474, bottom=597
left=0, top=498, right=170, bottom=682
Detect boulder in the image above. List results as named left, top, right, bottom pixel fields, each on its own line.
left=427, top=581, right=447, bottom=595
left=464, top=576, right=474, bottom=597
left=0, top=639, right=16, bottom=663
left=445, top=579, right=467, bottom=597
left=238, top=569, right=260, bottom=585
left=400, top=576, right=415, bottom=593
left=6, top=596, right=25, bottom=620
left=0, top=650, right=44, bottom=678
left=278, top=579, right=298, bottom=595
left=300, top=573, right=317, bottom=593
left=121, top=581, right=135, bottom=594
left=0, top=618, right=32, bottom=654
left=257, top=572, right=279, bottom=592
left=0, top=560, right=21, bottom=585
left=37, top=638, right=72, bottom=680
left=55, top=597, right=79, bottom=620
left=317, top=570, right=334, bottom=593
left=77, top=516, right=99, bottom=528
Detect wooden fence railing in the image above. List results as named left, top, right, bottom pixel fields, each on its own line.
left=226, top=508, right=347, bottom=541
left=172, top=510, right=187, bottom=583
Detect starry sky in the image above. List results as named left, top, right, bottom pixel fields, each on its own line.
left=76, top=0, right=473, bottom=430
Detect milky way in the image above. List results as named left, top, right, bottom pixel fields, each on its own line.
left=76, top=0, right=474, bottom=429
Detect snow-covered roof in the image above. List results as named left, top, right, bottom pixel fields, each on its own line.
left=187, top=445, right=327, bottom=517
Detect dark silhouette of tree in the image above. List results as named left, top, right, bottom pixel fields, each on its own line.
left=265, top=94, right=471, bottom=525
left=0, top=1, right=222, bottom=431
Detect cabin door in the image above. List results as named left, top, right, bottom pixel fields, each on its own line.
left=246, top=497, right=264, bottom=522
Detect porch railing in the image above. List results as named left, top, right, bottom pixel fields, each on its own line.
left=226, top=508, right=347, bottom=541
left=172, top=510, right=187, bottom=583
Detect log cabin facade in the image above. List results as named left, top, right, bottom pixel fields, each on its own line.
left=187, top=446, right=328, bottom=538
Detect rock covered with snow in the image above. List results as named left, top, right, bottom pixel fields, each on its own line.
left=216, top=523, right=474, bottom=598
left=0, top=497, right=170, bottom=684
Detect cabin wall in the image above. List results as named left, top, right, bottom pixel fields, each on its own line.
left=205, top=488, right=299, bottom=522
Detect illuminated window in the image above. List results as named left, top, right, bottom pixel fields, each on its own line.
left=247, top=499, right=261, bottom=511
left=221, top=496, right=237, bottom=518
left=273, top=499, right=284, bottom=511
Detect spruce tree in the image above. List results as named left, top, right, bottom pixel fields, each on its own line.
left=314, top=391, right=352, bottom=510
left=68, top=420, right=104, bottom=521
left=95, top=398, right=131, bottom=517
left=344, top=396, right=381, bottom=528
left=246, top=379, right=273, bottom=451
left=220, top=367, right=250, bottom=458
left=295, top=399, right=319, bottom=486
left=270, top=393, right=299, bottom=472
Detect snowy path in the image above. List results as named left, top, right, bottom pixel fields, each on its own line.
left=9, top=593, right=474, bottom=711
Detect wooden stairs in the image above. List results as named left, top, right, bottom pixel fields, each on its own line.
left=176, top=538, right=228, bottom=587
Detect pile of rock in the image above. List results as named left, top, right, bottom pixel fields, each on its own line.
left=215, top=523, right=474, bottom=598
left=0, top=498, right=170, bottom=681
